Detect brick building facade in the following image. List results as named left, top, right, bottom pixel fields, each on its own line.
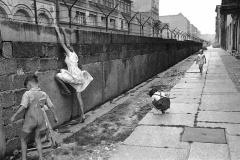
left=131, top=0, right=160, bottom=37
left=159, top=13, right=201, bottom=37
left=0, top=0, right=56, bottom=25
left=0, top=0, right=132, bottom=31
left=215, top=0, right=240, bottom=57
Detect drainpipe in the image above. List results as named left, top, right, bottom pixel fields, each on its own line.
left=33, top=0, right=38, bottom=24
left=56, top=0, right=60, bottom=25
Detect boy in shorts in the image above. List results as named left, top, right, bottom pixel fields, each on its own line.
left=11, top=75, right=58, bottom=160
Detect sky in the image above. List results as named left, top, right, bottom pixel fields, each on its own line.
left=159, top=0, right=222, bottom=34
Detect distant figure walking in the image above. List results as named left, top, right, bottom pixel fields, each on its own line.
left=54, top=25, right=93, bottom=123
left=196, top=49, right=207, bottom=74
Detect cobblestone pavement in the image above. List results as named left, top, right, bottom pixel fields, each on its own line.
left=109, top=48, right=240, bottom=160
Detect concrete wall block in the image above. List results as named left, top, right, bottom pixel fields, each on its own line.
left=104, top=33, right=112, bottom=44
left=117, top=59, right=131, bottom=94
left=39, top=58, right=58, bottom=71
left=2, top=42, right=13, bottom=58
left=103, top=60, right=120, bottom=101
left=81, top=62, right=104, bottom=111
left=4, top=120, right=22, bottom=141
left=38, top=26, right=58, bottom=43
left=0, top=59, right=17, bottom=76
left=14, top=89, right=26, bottom=106
left=0, top=92, right=15, bottom=109
left=80, top=54, right=102, bottom=65
left=11, top=74, right=28, bottom=91
left=42, top=43, right=59, bottom=58
left=2, top=106, right=19, bottom=126
left=119, top=45, right=128, bottom=59
left=16, top=58, right=40, bottom=73
left=12, top=42, right=44, bottom=58
left=0, top=76, right=12, bottom=92
left=112, top=34, right=125, bottom=44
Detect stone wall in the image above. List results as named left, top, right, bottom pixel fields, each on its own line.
left=0, top=21, right=202, bottom=156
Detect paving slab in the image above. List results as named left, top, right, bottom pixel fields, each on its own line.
left=203, top=86, right=238, bottom=93
left=188, top=143, right=230, bottom=160
left=139, top=112, right=194, bottom=127
left=171, top=98, right=200, bottom=104
left=205, top=74, right=230, bottom=80
left=200, top=94, right=240, bottom=111
left=174, top=83, right=204, bottom=89
left=184, top=73, right=205, bottom=78
left=198, top=111, right=240, bottom=123
left=178, top=78, right=205, bottom=83
left=109, top=145, right=189, bottom=160
left=207, top=70, right=228, bottom=74
left=227, top=135, right=240, bottom=160
left=170, top=94, right=202, bottom=100
left=170, top=92, right=202, bottom=97
left=151, top=103, right=198, bottom=114
left=205, top=79, right=234, bottom=83
left=123, top=126, right=189, bottom=149
left=181, top=127, right=226, bottom=144
left=197, top=122, right=240, bottom=136
left=170, top=89, right=203, bottom=94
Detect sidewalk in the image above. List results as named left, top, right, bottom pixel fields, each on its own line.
left=109, top=48, right=240, bottom=160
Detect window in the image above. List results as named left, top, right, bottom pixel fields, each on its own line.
left=123, top=2, right=127, bottom=13
left=89, top=14, right=97, bottom=26
left=75, top=11, right=86, bottom=25
left=38, top=13, right=51, bottom=26
left=121, top=20, right=124, bottom=29
left=110, top=18, right=116, bottom=29
left=103, top=0, right=114, bottom=8
left=13, top=9, right=32, bottom=23
left=101, top=16, right=106, bottom=26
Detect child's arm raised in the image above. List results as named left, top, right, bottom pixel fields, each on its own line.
left=54, top=25, right=71, bottom=57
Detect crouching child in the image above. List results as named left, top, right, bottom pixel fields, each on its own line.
left=148, top=88, right=171, bottom=114
left=10, top=75, right=58, bottom=160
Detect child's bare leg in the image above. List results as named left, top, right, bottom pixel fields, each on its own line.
left=76, top=92, right=85, bottom=121
left=20, top=135, right=27, bottom=160
left=35, top=129, right=43, bottom=160
left=55, top=75, right=71, bottom=95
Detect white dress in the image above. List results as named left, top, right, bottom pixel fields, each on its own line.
left=196, top=54, right=206, bottom=65
left=151, top=91, right=167, bottom=101
left=57, top=51, right=93, bottom=92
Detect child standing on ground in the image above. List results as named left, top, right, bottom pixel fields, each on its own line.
left=148, top=88, right=170, bottom=114
left=196, top=49, right=207, bottom=73
left=11, top=75, right=58, bottom=160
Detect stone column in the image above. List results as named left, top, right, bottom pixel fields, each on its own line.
left=220, top=14, right=227, bottom=49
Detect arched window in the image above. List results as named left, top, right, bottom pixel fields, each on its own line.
left=38, top=13, right=50, bottom=25
left=13, top=9, right=32, bottom=23
left=0, top=7, right=7, bottom=19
